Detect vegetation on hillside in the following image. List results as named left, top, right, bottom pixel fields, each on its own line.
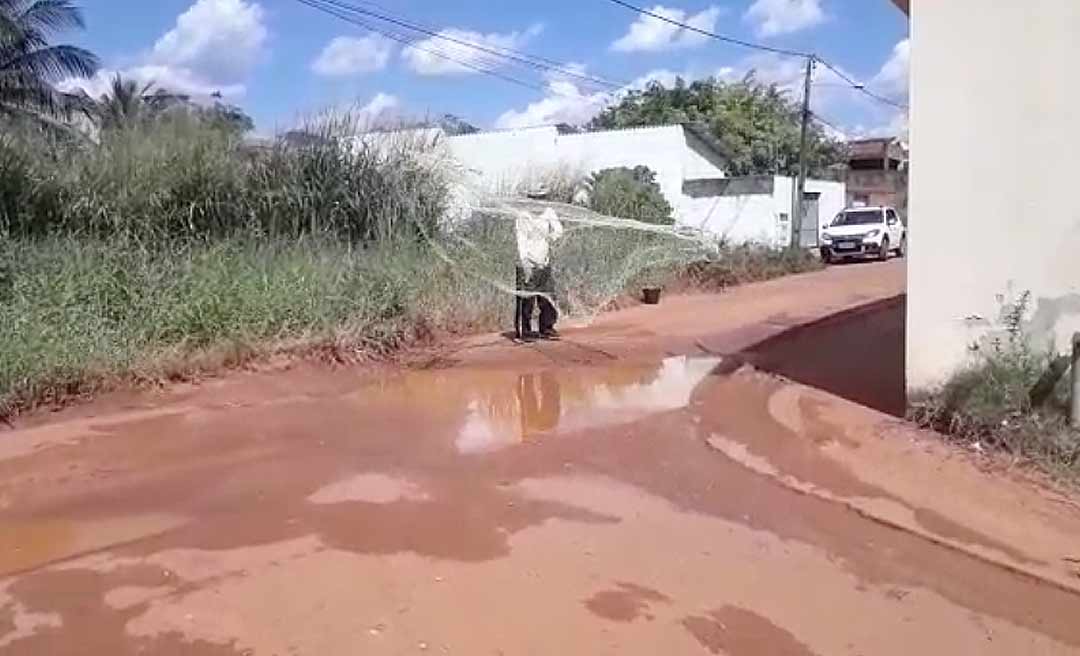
left=589, top=74, right=844, bottom=177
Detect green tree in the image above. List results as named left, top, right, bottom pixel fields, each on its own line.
left=0, top=0, right=98, bottom=123
left=198, top=95, right=255, bottom=135
left=590, top=74, right=844, bottom=177
left=587, top=166, right=673, bottom=224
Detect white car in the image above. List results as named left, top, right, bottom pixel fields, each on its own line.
left=819, top=206, right=906, bottom=264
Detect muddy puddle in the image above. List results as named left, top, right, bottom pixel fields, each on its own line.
left=357, top=355, right=722, bottom=454
left=4, top=354, right=1080, bottom=654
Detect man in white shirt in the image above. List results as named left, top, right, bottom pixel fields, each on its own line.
left=515, top=187, right=565, bottom=341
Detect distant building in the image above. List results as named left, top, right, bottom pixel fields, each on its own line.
left=444, top=123, right=844, bottom=249
left=844, top=137, right=908, bottom=217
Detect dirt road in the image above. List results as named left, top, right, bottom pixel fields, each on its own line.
left=3, top=260, right=1080, bottom=655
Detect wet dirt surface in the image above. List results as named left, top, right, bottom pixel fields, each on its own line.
left=3, top=260, right=1080, bottom=655
left=681, top=606, right=820, bottom=656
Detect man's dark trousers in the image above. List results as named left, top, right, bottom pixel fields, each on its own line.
left=515, top=265, right=557, bottom=337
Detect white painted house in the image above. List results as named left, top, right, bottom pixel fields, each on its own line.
left=442, top=123, right=845, bottom=249
left=900, top=0, right=1080, bottom=389
left=681, top=175, right=846, bottom=248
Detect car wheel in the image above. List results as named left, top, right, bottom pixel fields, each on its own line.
left=897, top=235, right=907, bottom=258
left=821, top=250, right=832, bottom=265
left=878, top=237, right=890, bottom=261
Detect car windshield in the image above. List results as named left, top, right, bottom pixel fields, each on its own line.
left=833, top=210, right=882, bottom=226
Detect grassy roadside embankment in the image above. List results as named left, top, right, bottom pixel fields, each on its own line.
left=0, top=116, right=820, bottom=420
left=909, top=292, right=1080, bottom=484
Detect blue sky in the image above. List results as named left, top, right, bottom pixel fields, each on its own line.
left=65, top=0, right=909, bottom=136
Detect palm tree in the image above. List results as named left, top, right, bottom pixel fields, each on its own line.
left=96, top=73, right=148, bottom=129
left=0, top=0, right=99, bottom=123
left=93, top=73, right=188, bottom=130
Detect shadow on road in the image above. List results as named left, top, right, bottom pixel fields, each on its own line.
left=743, top=295, right=907, bottom=417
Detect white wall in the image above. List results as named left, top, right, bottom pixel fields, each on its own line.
left=681, top=190, right=782, bottom=246
left=679, top=176, right=846, bottom=247
left=683, top=131, right=729, bottom=181
left=444, top=126, right=560, bottom=192
left=907, top=1, right=1080, bottom=389
left=445, top=125, right=727, bottom=217
left=557, top=125, right=692, bottom=205
left=771, top=177, right=848, bottom=239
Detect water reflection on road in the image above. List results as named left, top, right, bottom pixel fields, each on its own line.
left=361, top=356, right=721, bottom=454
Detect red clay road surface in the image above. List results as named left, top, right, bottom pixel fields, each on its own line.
left=3, top=259, right=1080, bottom=655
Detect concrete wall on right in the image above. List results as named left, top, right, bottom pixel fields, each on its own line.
left=906, top=0, right=1080, bottom=390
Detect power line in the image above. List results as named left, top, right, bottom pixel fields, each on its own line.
left=601, top=0, right=811, bottom=58
left=295, top=0, right=547, bottom=92
left=299, top=0, right=537, bottom=86
left=307, top=0, right=627, bottom=91
left=337, top=0, right=630, bottom=90
left=814, top=57, right=909, bottom=110
left=809, top=110, right=848, bottom=137
left=601, top=0, right=908, bottom=111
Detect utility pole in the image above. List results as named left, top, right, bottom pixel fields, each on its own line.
left=791, top=55, right=815, bottom=249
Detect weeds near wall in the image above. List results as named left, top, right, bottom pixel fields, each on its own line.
left=909, top=291, right=1080, bottom=483
left=681, top=243, right=823, bottom=290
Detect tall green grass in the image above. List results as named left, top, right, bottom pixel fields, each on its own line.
left=0, top=115, right=447, bottom=242
left=0, top=115, right=811, bottom=417
left=0, top=226, right=697, bottom=416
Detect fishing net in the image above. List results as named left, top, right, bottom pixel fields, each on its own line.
left=428, top=176, right=719, bottom=328
left=327, top=119, right=721, bottom=329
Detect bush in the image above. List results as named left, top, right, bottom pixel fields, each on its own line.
left=909, top=292, right=1080, bottom=482
left=587, top=166, right=673, bottom=224
left=682, top=243, right=823, bottom=290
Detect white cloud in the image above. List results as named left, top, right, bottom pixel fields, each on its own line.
left=357, top=92, right=400, bottom=121
left=402, top=25, right=542, bottom=76
left=494, top=67, right=686, bottom=129
left=542, top=61, right=588, bottom=85
left=150, top=0, right=267, bottom=88
left=495, top=81, right=607, bottom=129
left=611, top=5, right=723, bottom=52
left=729, top=52, right=862, bottom=113
left=842, top=40, right=910, bottom=139
left=63, top=65, right=248, bottom=100
left=312, top=36, right=393, bottom=76
left=495, top=40, right=909, bottom=140
left=61, top=0, right=268, bottom=100
left=871, top=38, right=909, bottom=103
left=734, top=52, right=807, bottom=91
left=744, top=0, right=825, bottom=37
left=296, top=92, right=403, bottom=134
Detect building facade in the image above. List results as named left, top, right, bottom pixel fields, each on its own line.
left=904, top=0, right=1080, bottom=388
left=844, top=137, right=908, bottom=218
left=445, top=124, right=844, bottom=248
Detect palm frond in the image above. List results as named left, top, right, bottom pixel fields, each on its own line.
left=1, top=43, right=97, bottom=81
left=0, top=72, right=66, bottom=116
left=16, top=0, right=85, bottom=36
left=0, top=1, right=98, bottom=124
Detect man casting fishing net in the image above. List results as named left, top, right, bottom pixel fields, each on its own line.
left=514, top=186, right=565, bottom=342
